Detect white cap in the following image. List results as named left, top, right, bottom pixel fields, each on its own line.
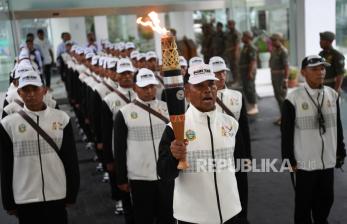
left=209, top=56, right=230, bottom=73
left=85, top=52, right=95, bottom=60
left=118, top=42, right=125, bottom=51
left=71, top=45, right=77, bottom=52
left=75, top=47, right=84, bottom=55
left=136, top=68, right=159, bottom=87
left=137, top=53, right=146, bottom=61
left=107, top=58, right=118, bottom=69
left=117, top=58, right=135, bottom=73
left=189, top=56, right=204, bottom=67
left=18, top=70, right=43, bottom=89
left=179, top=56, right=188, bottom=67
left=146, top=51, right=157, bottom=61
left=99, top=56, right=106, bottom=67
left=15, top=62, right=36, bottom=80
left=10, top=63, right=19, bottom=79
left=104, top=42, right=113, bottom=49
left=125, top=42, right=136, bottom=50
left=18, top=48, right=29, bottom=61
left=91, top=55, right=100, bottom=66
left=130, top=50, right=139, bottom=60
left=188, top=64, right=219, bottom=85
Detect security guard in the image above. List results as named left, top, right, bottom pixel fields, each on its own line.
left=281, top=55, right=346, bottom=224
left=269, top=33, right=289, bottom=125
left=210, top=56, right=251, bottom=224
left=211, top=22, right=225, bottom=58
left=319, top=31, right=345, bottom=92
left=114, top=68, right=173, bottom=224
left=239, top=31, right=258, bottom=115
left=158, top=63, right=241, bottom=224
left=224, top=20, right=241, bottom=84
left=0, top=69, right=80, bottom=224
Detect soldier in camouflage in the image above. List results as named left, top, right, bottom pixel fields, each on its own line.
left=269, top=33, right=289, bottom=125
left=239, top=31, right=258, bottom=115
left=319, top=31, right=345, bottom=92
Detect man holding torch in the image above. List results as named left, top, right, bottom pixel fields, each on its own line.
left=158, top=63, right=242, bottom=224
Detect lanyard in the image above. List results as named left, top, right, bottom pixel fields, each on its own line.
left=304, top=87, right=326, bottom=134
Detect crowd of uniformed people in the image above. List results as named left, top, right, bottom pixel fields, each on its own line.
left=0, top=23, right=345, bottom=224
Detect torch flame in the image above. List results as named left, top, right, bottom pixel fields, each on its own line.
left=137, top=11, right=169, bottom=36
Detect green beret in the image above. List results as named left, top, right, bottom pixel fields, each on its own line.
left=319, top=31, right=335, bottom=41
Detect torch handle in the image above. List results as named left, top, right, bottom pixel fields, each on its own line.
left=170, top=115, right=189, bottom=170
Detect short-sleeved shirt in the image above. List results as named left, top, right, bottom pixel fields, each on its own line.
left=239, top=44, right=257, bottom=72
left=35, top=38, right=53, bottom=65
left=269, top=46, right=288, bottom=70
left=224, top=29, right=241, bottom=56
left=211, top=31, right=225, bottom=57
left=319, top=48, right=345, bottom=80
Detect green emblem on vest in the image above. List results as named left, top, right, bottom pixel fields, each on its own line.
left=115, top=100, right=121, bottom=107
left=131, top=112, right=138, bottom=119
left=185, top=129, right=196, bottom=141
left=302, top=102, right=309, bottom=110
left=18, top=124, right=26, bottom=133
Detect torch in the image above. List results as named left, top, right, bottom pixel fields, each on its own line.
left=137, top=12, right=189, bottom=169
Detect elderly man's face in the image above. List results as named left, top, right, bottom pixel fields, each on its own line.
left=186, top=80, right=217, bottom=112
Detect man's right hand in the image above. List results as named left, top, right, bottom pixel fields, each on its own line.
left=290, top=165, right=297, bottom=173
left=106, top=163, right=114, bottom=172
left=170, top=140, right=188, bottom=160
left=7, top=209, right=16, bottom=216
left=118, top=183, right=130, bottom=192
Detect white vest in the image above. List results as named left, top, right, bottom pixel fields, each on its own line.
left=216, top=88, right=242, bottom=120
left=121, top=98, right=168, bottom=181
left=1, top=106, right=70, bottom=204
left=286, top=83, right=338, bottom=171
left=103, top=87, right=136, bottom=117
left=173, top=105, right=241, bottom=223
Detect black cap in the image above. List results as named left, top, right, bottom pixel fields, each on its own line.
left=319, top=31, right=335, bottom=41
left=301, top=55, right=330, bottom=69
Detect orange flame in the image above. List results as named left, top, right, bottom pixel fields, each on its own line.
left=137, top=11, right=169, bottom=35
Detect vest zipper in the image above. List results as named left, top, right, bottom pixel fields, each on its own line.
left=221, top=92, right=224, bottom=114
left=207, top=116, right=223, bottom=224
left=36, top=115, right=46, bottom=201
left=148, top=104, right=159, bottom=180
left=317, top=92, right=325, bottom=169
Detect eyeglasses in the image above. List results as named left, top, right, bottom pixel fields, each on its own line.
left=307, top=57, right=326, bottom=65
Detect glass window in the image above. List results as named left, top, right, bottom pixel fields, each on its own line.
left=0, top=0, right=15, bottom=90
left=336, top=0, right=347, bottom=55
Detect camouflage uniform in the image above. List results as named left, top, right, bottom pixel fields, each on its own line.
left=224, top=29, right=241, bottom=82
left=269, top=45, right=288, bottom=111
left=319, top=48, right=345, bottom=89
left=239, top=44, right=257, bottom=104
left=211, top=31, right=225, bottom=58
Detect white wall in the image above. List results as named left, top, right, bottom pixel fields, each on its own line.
left=68, top=17, right=87, bottom=46
left=296, top=0, right=336, bottom=65
left=168, top=11, right=195, bottom=41
left=94, top=16, right=109, bottom=42
left=50, top=18, right=70, bottom=56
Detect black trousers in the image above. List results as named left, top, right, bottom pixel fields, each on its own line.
left=234, top=171, right=250, bottom=224
left=295, top=168, right=334, bottom=224
left=177, top=217, right=237, bottom=224
left=130, top=179, right=175, bottom=224
left=43, top=64, right=52, bottom=88
left=17, top=200, right=67, bottom=224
